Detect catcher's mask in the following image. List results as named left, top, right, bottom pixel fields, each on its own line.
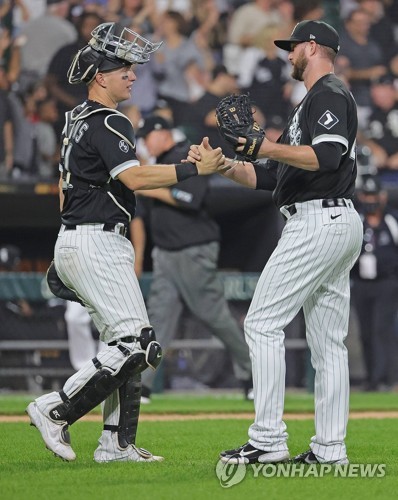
left=67, top=22, right=162, bottom=84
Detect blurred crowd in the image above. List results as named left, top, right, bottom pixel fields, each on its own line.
left=0, top=0, right=397, bottom=184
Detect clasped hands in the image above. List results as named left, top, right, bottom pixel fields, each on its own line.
left=184, top=137, right=228, bottom=174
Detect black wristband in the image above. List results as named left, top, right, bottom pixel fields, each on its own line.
left=175, top=163, right=198, bottom=182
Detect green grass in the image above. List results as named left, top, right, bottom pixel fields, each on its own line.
left=0, top=418, right=397, bottom=500
left=1, top=390, right=398, bottom=415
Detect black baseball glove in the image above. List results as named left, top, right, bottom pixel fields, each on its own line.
left=215, top=94, right=265, bottom=162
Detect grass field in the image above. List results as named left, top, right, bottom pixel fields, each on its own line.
left=0, top=390, right=397, bottom=500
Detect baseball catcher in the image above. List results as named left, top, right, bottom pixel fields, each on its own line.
left=215, top=94, right=265, bottom=162
left=26, top=19, right=222, bottom=465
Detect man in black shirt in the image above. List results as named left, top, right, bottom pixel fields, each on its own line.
left=190, top=21, right=363, bottom=465
left=132, top=115, right=252, bottom=402
left=352, top=174, right=398, bottom=391
left=26, top=22, right=223, bottom=464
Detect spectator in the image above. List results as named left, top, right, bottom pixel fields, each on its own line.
left=224, top=0, right=283, bottom=73
left=11, top=0, right=45, bottom=24
left=188, top=64, right=238, bottom=156
left=151, top=10, right=207, bottom=126
left=293, top=0, right=324, bottom=22
left=114, top=0, right=158, bottom=33
left=155, top=0, right=191, bottom=17
left=8, top=0, right=77, bottom=92
left=338, top=8, right=387, bottom=125
left=384, top=0, right=398, bottom=26
left=237, top=23, right=292, bottom=125
left=45, top=11, right=103, bottom=137
left=189, top=0, right=228, bottom=67
left=356, top=0, right=398, bottom=75
left=360, top=73, right=398, bottom=185
left=0, top=0, right=31, bottom=37
left=352, top=174, right=398, bottom=391
left=227, top=0, right=282, bottom=48
left=35, top=97, right=59, bottom=179
left=8, top=81, right=47, bottom=178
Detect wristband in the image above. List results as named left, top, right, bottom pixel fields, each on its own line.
left=175, top=163, right=198, bottom=182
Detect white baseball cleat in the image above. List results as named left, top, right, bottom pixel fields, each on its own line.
left=220, top=442, right=290, bottom=464
left=94, top=431, right=163, bottom=463
left=26, top=402, right=76, bottom=461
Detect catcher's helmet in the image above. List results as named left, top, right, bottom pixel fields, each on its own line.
left=67, top=22, right=162, bottom=84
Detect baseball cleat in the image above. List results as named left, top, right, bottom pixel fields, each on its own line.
left=26, top=402, right=76, bottom=461
left=220, top=442, right=290, bottom=464
left=292, top=450, right=349, bottom=465
left=94, top=431, right=163, bottom=463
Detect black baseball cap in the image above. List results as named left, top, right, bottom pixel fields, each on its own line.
left=274, top=20, right=340, bottom=53
left=371, top=73, right=395, bottom=86
left=137, top=115, right=171, bottom=138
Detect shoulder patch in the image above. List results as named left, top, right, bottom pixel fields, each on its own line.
left=105, top=114, right=136, bottom=149
left=119, top=139, right=130, bottom=153
left=318, top=110, right=339, bottom=130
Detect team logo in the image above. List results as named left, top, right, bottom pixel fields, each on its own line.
left=288, top=105, right=302, bottom=145
left=119, top=140, right=129, bottom=153
left=318, top=110, right=339, bottom=130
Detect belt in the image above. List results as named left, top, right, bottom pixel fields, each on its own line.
left=284, top=198, right=351, bottom=217
left=108, top=336, right=135, bottom=346
left=64, top=223, right=128, bottom=237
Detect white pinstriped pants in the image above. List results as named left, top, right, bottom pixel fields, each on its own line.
left=54, top=224, right=151, bottom=344
left=245, top=199, right=363, bottom=462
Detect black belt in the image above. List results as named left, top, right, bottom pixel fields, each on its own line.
left=108, top=336, right=135, bottom=346
left=64, top=223, right=128, bottom=237
left=285, top=198, right=351, bottom=217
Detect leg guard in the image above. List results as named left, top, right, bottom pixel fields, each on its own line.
left=103, top=374, right=142, bottom=447
left=48, top=328, right=162, bottom=425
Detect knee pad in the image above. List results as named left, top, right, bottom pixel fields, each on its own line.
left=139, top=327, right=162, bottom=371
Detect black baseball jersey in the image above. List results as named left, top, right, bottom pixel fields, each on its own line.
left=60, top=100, right=138, bottom=225
left=365, top=103, right=398, bottom=156
left=140, top=141, right=220, bottom=250
left=264, top=74, right=358, bottom=208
